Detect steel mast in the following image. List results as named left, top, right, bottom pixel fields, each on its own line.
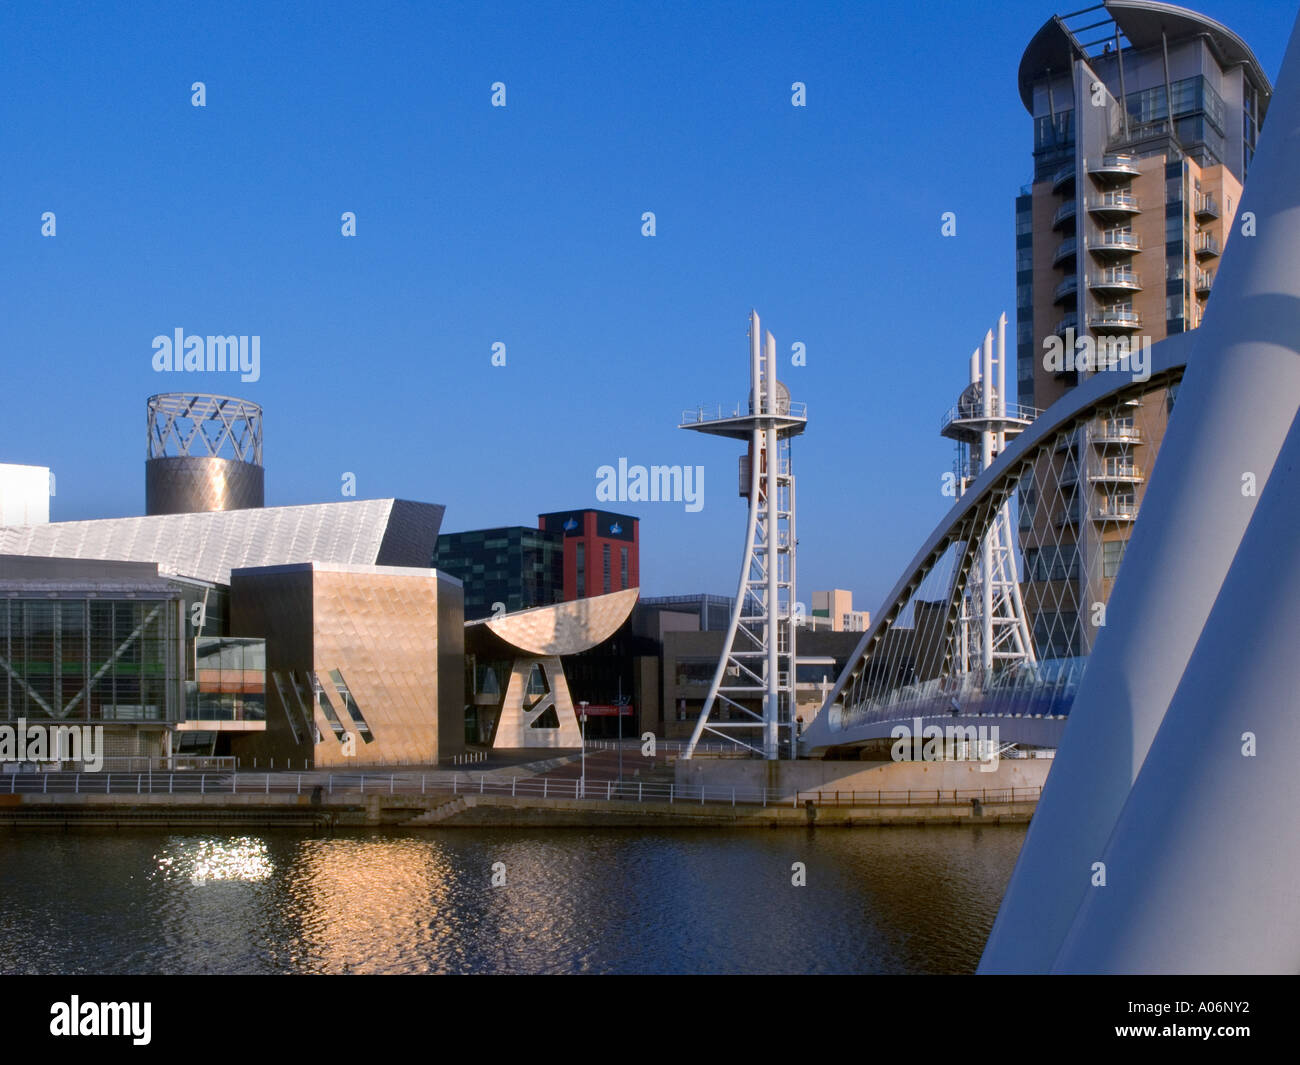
left=680, top=310, right=807, bottom=759
left=941, top=313, right=1037, bottom=680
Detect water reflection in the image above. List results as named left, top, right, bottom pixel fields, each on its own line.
left=0, top=826, right=1025, bottom=974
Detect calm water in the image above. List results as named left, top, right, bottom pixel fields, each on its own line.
left=0, top=826, right=1024, bottom=974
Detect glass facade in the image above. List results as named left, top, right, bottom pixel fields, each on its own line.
left=1034, top=108, right=1075, bottom=178
left=1015, top=192, right=1035, bottom=406
left=329, top=668, right=373, bottom=743
left=1243, top=83, right=1260, bottom=178
left=1023, top=545, right=1080, bottom=582
left=188, top=636, right=266, bottom=721
left=0, top=597, right=181, bottom=722
left=433, top=526, right=564, bottom=620
left=1103, top=539, right=1127, bottom=579
left=1122, top=76, right=1227, bottom=166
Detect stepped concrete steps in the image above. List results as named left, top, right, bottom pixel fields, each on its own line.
left=402, top=797, right=470, bottom=825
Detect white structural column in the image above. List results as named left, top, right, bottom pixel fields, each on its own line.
left=980, top=17, right=1300, bottom=974
left=1052, top=408, right=1300, bottom=973
left=681, top=311, right=805, bottom=759
left=981, top=330, right=994, bottom=673
left=951, top=316, right=1034, bottom=676
left=765, top=329, right=779, bottom=759
left=494, top=656, right=584, bottom=748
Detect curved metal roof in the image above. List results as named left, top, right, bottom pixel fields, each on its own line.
left=1019, top=1, right=1272, bottom=114
left=465, top=588, right=639, bottom=656
left=0, top=498, right=444, bottom=586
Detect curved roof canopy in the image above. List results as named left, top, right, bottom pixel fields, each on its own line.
left=1019, top=1, right=1271, bottom=114
left=466, top=588, right=639, bottom=656
left=0, top=498, right=443, bottom=586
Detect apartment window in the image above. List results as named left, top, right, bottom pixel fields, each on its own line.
left=1018, top=354, right=1034, bottom=389
left=1034, top=109, right=1074, bottom=150
left=1034, top=612, right=1079, bottom=658
left=1103, top=539, right=1127, bottom=579
left=576, top=543, right=585, bottom=597
left=1016, top=247, right=1033, bottom=272
left=602, top=544, right=611, bottom=594
left=620, top=547, right=628, bottom=590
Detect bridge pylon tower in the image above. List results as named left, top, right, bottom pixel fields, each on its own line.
left=679, top=310, right=807, bottom=759
left=940, top=313, right=1038, bottom=682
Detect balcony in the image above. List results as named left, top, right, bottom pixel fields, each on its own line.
left=1052, top=199, right=1077, bottom=230
left=1089, top=268, right=1142, bottom=294
left=1061, top=462, right=1080, bottom=487
left=1053, top=275, right=1078, bottom=304
left=1052, top=313, right=1079, bottom=339
left=1053, top=236, right=1078, bottom=266
left=1088, top=154, right=1140, bottom=181
left=1091, top=229, right=1141, bottom=257
left=1052, top=164, right=1076, bottom=193
left=1195, top=269, right=1214, bottom=295
left=1092, top=420, right=1141, bottom=444
left=1094, top=500, right=1139, bottom=522
left=1086, top=192, right=1141, bottom=219
left=1055, top=500, right=1082, bottom=528
left=1090, top=460, right=1144, bottom=483
left=1195, top=233, right=1221, bottom=259
left=1194, top=193, right=1221, bottom=221
left=1089, top=307, right=1143, bottom=332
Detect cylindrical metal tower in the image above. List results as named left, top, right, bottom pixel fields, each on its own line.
left=145, top=393, right=264, bottom=516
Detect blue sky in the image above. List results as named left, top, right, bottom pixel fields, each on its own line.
left=2, top=0, right=1293, bottom=611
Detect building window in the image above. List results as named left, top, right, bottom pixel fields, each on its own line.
left=576, top=543, right=585, bottom=597
left=602, top=544, right=611, bottom=594
left=1016, top=201, right=1034, bottom=237
left=620, top=547, right=628, bottom=590
left=1103, top=539, right=1127, bottom=579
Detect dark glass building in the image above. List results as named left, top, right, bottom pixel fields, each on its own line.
left=432, top=526, right=565, bottom=621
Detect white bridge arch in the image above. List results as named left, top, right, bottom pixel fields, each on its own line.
left=800, top=330, right=1192, bottom=754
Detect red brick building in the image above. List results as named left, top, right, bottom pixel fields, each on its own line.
left=538, top=509, right=639, bottom=600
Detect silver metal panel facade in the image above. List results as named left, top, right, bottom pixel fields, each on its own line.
left=0, top=499, right=445, bottom=586
left=145, top=456, right=265, bottom=515
left=229, top=562, right=465, bottom=767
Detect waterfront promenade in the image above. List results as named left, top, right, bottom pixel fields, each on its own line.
left=0, top=747, right=1042, bottom=828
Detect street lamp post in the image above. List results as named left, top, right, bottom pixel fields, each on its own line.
left=579, top=701, right=589, bottom=798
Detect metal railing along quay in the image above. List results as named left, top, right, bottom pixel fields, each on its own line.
left=0, top=770, right=1042, bottom=810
